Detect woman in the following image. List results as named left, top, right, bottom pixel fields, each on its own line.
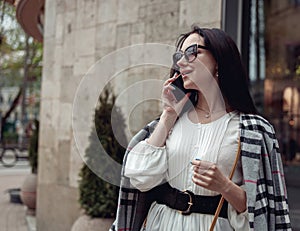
left=111, top=27, right=291, bottom=231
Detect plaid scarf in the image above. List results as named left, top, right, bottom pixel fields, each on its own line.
left=110, top=113, right=291, bottom=231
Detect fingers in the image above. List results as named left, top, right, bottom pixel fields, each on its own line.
left=162, top=84, right=176, bottom=94
left=163, top=93, right=191, bottom=116
left=162, top=73, right=194, bottom=117
left=163, top=73, right=180, bottom=86
left=191, top=160, right=213, bottom=188
left=162, top=85, right=177, bottom=108
left=162, top=74, right=179, bottom=96
left=192, top=174, right=210, bottom=188
left=191, top=166, right=213, bottom=190
left=191, top=160, right=227, bottom=192
left=191, top=160, right=214, bottom=173
left=162, top=75, right=190, bottom=115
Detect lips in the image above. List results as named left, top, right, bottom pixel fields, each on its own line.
left=181, top=71, right=192, bottom=78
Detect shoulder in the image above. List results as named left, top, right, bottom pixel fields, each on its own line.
left=240, top=113, right=276, bottom=137
left=125, top=119, right=159, bottom=155
left=134, top=119, right=159, bottom=140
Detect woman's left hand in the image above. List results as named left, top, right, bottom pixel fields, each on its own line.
left=191, top=159, right=230, bottom=194
left=191, top=159, right=247, bottom=213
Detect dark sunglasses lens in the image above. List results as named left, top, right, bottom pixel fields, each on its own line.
left=185, top=45, right=197, bottom=62
left=173, top=52, right=183, bottom=64
left=172, top=44, right=198, bottom=65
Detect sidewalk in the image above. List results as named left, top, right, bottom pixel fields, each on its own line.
left=0, top=163, right=32, bottom=231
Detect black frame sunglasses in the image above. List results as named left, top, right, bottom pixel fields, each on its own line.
left=172, top=44, right=209, bottom=69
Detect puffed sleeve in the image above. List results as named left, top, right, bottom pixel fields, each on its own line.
left=227, top=185, right=250, bottom=231
left=124, top=140, right=168, bottom=192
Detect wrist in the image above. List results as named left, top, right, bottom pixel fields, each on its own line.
left=160, top=111, right=178, bottom=129
left=220, top=178, right=234, bottom=195
left=161, top=109, right=178, bottom=122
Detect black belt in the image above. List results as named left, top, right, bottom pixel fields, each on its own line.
left=149, top=182, right=228, bottom=218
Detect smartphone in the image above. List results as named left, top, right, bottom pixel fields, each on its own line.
left=171, top=75, right=198, bottom=106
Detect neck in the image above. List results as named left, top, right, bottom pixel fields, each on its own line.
left=193, top=90, right=228, bottom=121
left=195, top=106, right=211, bottom=118
left=195, top=94, right=209, bottom=112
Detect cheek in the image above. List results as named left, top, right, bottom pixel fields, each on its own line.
left=187, top=66, right=216, bottom=91
left=196, top=56, right=217, bottom=76
left=193, top=64, right=213, bottom=83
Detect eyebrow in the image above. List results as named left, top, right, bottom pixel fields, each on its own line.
left=197, top=44, right=209, bottom=50
left=180, top=44, right=209, bottom=52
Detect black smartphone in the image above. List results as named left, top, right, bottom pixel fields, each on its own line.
left=171, top=75, right=198, bottom=106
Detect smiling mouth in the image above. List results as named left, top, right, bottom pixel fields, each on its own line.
left=181, top=71, right=192, bottom=78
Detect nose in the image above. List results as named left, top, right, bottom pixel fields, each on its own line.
left=176, top=56, right=188, bottom=70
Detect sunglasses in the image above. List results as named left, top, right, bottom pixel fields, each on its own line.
left=172, top=44, right=209, bottom=69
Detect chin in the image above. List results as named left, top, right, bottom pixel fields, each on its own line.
left=183, top=79, right=197, bottom=91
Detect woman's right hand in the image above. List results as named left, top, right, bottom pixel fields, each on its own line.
left=161, top=74, right=190, bottom=119
left=146, top=75, right=191, bottom=147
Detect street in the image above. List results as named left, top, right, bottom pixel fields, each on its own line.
left=0, top=160, right=31, bottom=231
left=0, top=159, right=31, bottom=174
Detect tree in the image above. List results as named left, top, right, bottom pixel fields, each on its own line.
left=78, top=86, right=127, bottom=218
left=0, top=1, right=27, bottom=86
left=0, top=2, right=42, bottom=141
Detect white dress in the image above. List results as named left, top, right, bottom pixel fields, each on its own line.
left=125, top=111, right=250, bottom=231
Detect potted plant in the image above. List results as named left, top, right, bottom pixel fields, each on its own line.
left=72, top=86, right=127, bottom=231
left=20, top=119, right=39, bottom=214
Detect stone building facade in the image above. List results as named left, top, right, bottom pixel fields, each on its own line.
left=38, top=0, right=222, bottom=230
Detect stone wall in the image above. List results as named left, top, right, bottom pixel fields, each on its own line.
left=37, top=0, right=222, bottom=230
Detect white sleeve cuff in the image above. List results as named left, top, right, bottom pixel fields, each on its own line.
left=227, top=185, right=250, bottom=230
left=124, top=140, right=167, bottom=191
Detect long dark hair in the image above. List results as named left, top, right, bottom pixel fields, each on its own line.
left=171, top=26, right=257, bottom=114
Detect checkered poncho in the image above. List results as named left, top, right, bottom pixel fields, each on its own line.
left=110, top=113, right=291, bottom=231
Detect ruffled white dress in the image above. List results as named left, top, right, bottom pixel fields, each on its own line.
left=125, top=111, right=250, bottom=231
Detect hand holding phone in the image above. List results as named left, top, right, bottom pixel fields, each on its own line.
left=171, top=75, right=198, bottom=105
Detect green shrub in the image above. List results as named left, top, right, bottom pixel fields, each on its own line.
left=78, top=86, right=127, bottom=218
left=2, top=132, right=18, bottom=144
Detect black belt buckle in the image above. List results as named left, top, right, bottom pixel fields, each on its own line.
left=178, top=190, right=194, bottom=215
